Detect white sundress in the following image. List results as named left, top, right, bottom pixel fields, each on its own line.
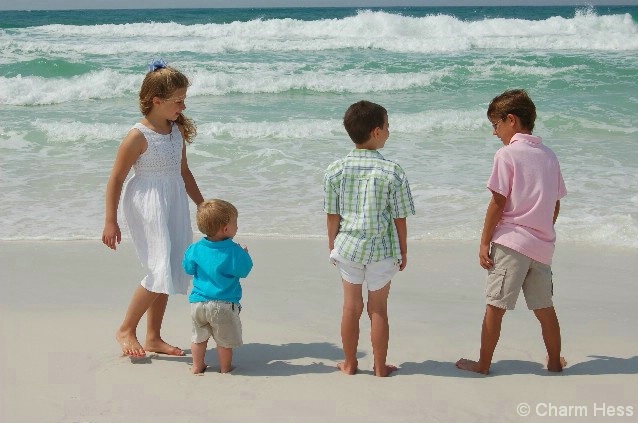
left=122, top=122, right=192, bottom=295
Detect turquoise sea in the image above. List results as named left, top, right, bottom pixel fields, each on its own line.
left=1, top=6, right=637, bottom=247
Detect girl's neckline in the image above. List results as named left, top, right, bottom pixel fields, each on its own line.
left=138, top=120, right=173, bottom=136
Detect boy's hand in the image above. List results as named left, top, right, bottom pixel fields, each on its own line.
left=479, top=244, right=493, bottom=269
left=399, top=253, right=407, bottom=271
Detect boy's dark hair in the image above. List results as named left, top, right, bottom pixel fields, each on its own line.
left=487, top=89, right=537, bottom=132
left=196, top=199, right=238, bottom=237
left=343, top=100, right=387, bottom=144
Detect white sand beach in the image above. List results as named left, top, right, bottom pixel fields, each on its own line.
left=1, top=237, right=637, bottom=422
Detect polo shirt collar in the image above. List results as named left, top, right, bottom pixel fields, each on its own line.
left=202, top=237, right=233, bottom=248
left=510, top=133, right=542, bottom=145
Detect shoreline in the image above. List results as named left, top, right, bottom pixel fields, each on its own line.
left=2, top=236, right=638, bottom=251
left=1, top=238, right=637, bottom=422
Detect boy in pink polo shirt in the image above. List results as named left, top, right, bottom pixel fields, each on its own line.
left=457, top=89, right=567, bottom=375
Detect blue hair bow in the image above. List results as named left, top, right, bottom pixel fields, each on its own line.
left=148, top=58, right=168, bottom=72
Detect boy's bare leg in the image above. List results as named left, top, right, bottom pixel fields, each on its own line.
left=145, top=293, right=185, bottom=356
left=368, top=282, right=397, bottom=377
left=191, top=340, right=208, bottom=374
left=116, top=285, right=160, bottom=357
left=533, top=306, right=565, bottom=372
left=338, top=280, right=364, bottom=375
left=456, top=304, right=506, bottom=374
left=217, top=346, right=234, bottom=373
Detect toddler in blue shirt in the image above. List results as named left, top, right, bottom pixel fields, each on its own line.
left=183, top=199, right=253, bottom=374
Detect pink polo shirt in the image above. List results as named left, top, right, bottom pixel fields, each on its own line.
left=487, top=133, right=567, bottom=265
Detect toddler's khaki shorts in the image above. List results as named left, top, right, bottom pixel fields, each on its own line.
left=191, top=301, right=243, bottom=348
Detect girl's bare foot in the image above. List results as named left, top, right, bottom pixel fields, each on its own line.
left=337, top=361, right=358, bottom=375
left=145, top=338, right=185, bottom=356
left=191, top=364, right=208, bottom=375
left=116, top=330, right=146, bottom=357
left=455, top=358, right=489, bottom=375
left=547, top=356, right=567, bottom=372
left=374, top=364, right=398, bottom=377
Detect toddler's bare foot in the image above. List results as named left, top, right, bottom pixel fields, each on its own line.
left=145, top=338, right=185, bottom=356
left=220, top=366, right=235, bottom=374
left=456, top=358, right=489, bottom=375
left=191, top=364, right=208, bottom=375
left=116, top=330, right=146, bottom=357
left=546, top=356, right=567, bottom=372
left=374, top=364, right=398, bottom=377
left=337, top=361, right=358, bottom=375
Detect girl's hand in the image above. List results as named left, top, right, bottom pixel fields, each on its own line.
left=102, top=221, right=122, bottom=250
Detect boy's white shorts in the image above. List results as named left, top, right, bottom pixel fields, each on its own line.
left=330, top=250, right=399, bottom=291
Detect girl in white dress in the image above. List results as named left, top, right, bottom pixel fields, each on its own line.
left=102, top=59, right=204, bottom=357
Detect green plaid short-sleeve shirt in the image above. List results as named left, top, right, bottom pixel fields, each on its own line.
left=323, top=148, right=415, bottom=264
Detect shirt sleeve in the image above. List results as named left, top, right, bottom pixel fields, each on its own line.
left=557, top=165, right=567, bottom=200
left=233, top=246, right=254, bottom=279
left=182, top=244, right=197, bottom=276
left=323, top=162, right=341, bottom=214
left=486, top=149, right=512, bottom=197
left=390, top=166, right=415, bottom=218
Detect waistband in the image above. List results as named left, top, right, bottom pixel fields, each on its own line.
left=195, top=300, right=241, bottom=311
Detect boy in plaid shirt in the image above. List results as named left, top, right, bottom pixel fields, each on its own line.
left=324, top=100, right=415, bottom=377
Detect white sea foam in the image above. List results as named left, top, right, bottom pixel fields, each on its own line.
left=2, top=67, right=448, bottom=105
left=0, top=70, right=139, bottom=105
left=4, top=108, right=634, bottom=147
left=1, top=8, right=637, bottom=247
left=1, top=9, right=636, bottom=65
left=4, top=110, right=503, bottom=145
left=0, top=62, right=609, bottom=106
left=32, top=119, right=128, bottom=142
left=2, top=9, right=636, bottom=106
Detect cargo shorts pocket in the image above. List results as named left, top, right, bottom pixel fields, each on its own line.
left=486, top=267, right=507, bottom=299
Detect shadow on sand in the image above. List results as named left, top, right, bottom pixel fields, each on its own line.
left=148, top=341, right=355, bottom=376
left=139, top=349, right=638, bottom=378
left=399, top=355, right=638, bottom=377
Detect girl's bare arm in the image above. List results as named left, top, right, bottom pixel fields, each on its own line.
left=102, top=131, right=146, bottom=250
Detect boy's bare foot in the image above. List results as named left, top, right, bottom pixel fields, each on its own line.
left=116, top=330, right=146, bottom=357
left=191, top=364, right=208, bottom=375
left=337, top=361, right=358, bottom=375
left=220, top=366, right=235, bottom=374
left=455, top=358, right=489, bottom=375
left=145, top=339, right=185, bottom=356
left=546, top=356, right=567, bottom=372
left=374, top=364, right=398, bottom=377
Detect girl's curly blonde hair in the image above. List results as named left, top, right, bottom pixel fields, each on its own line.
left=139, top=66, right=197, bottom=143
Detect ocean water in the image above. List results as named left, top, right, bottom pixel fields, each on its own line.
left=1, top=6, right=637, bottom=248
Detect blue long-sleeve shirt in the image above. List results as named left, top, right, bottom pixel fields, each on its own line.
left=183, top=237, right=253, bottom=304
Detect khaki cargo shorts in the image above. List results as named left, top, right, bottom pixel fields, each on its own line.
left=191, top=301, right=243, bottom=348
left=485, top=243, right=554, bottom=310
